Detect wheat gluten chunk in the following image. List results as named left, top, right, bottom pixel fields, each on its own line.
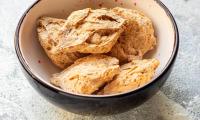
left=37, top=17, right=83, bottom=69
left=99, top=59, right=159, bottom=95
left=110, top=7, right=157, bottom=63
left=50, top=55, right=120, bottom=94
left=56, top=8, right=126, bottom=53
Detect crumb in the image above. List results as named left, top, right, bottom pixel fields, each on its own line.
left=38, top=60, right=41, bottom=63
left=98, top=3, right=103, bottom=7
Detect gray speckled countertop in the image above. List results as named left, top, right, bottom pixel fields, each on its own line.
left=0, top=0, right=200, bottom=120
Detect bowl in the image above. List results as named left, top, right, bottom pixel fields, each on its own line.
left=15, top=0, right=179, bottom=115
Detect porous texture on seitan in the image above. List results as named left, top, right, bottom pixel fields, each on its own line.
left=99, top=59, right=159, bottom=95
left=110, top=7, right=157, bottom=63
left=37, top=17, right=83, bottom=69
left=50, top=55, right=120, bottom=94
left=37, top=8, right=160, bottom=95
left=56, top=8, right=126, bottom=53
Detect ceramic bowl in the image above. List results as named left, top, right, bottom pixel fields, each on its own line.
left=15, top=0, right=179, bottom=115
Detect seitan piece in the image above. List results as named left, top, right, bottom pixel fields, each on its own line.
left=99, top=59, right=159, bottom=95
left=56, top=8, right=126, bottom=53
left=37, top=17, right=83, bottom=69
left=50, top=55, right=120, bottom=94
left=110, top=7, right=157, bottom=63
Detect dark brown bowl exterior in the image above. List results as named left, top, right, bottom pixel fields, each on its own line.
left=15, top=0, right=179, bottom=115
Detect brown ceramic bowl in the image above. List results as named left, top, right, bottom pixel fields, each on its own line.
left=15, top=0, right=179, bottom=115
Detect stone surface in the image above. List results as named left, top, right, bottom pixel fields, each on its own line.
left=0, top=0, right=199, bottom=120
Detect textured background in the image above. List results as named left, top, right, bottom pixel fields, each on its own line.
left=0, top=0, right=199, bottom=120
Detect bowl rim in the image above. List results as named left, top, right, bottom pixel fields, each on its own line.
left=14, top=0, right=179, bottom=98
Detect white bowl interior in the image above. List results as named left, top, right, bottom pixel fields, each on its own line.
left=19, top=0, right=175, bottom=94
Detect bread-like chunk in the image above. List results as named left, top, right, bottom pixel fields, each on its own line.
left=110, top=7, right=157, bottom=63
left=56, top=8, right=126, bottom=53
left=37, top=17, right=83, bottom=69
left=50, top=55, right=120, bottom=94
left=99, top=59, right=159, bottom=95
